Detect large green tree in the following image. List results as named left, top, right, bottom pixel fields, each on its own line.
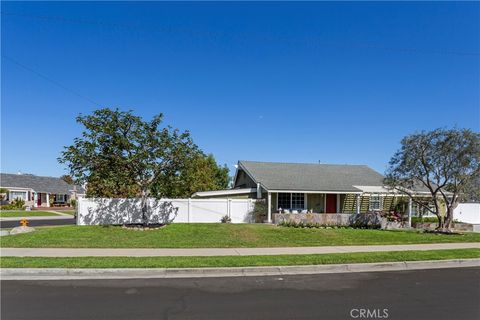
left=59, top=108, right=198, bottom=224
left=60, top=174, right=74, bottom=185
left=385, top=128, right=480, bottom=231
left=154, top=153, right=230, bottom=198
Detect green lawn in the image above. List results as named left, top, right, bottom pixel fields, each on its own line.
left=0, top=211, right=59, bottom=218
left=2, top=224, right=480, bottom=248
left=1, top=249, right=478, bottom=268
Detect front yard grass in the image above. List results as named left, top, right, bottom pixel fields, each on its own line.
left=1, top=249, right=478, bottom=268
left=2, top=223, right=480, bottom=248
left=0, top=211, right=59, bottom=218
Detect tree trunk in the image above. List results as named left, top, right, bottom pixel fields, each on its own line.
left=436, top=215, right=445, bottom=230
left=141, top=189, right=148, bottom=227
left=443, top=207, right=454, bottom=232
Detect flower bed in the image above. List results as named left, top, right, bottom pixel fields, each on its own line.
left=274, top=213, right=381, bottom=229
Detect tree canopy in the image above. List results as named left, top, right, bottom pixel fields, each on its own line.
left=59, top=108, right=229, bottom=224
left=384, top=128, right=480, bottom=230
left=153, top=153, right=230, bottom=198
left=60, top=175, right=74, bottom=185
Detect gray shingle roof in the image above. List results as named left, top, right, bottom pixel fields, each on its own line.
left=0, top=173, right=85, bottom=194
left=238, top=161, right=385, bottom=192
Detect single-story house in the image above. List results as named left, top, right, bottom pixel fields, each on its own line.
left=0, top=172, right=85, bottom=208
left=193, top=160, right=436, bottom=222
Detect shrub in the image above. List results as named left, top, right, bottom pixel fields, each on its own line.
left=412, top=216, right=439, bottom=223
left=70, top=199, right=77, bottom=208
left=220, top=215, right=231, bottom=223
left=379, top=210, right=405, bottom=222
left=252, top=200, right=267, bottom=223
left=11, top=198, right=25, bottom=209
left=1, top=198, right=26, bottom=210
left=0, top=188, right=8, bottom=200
left=279, top=220, right=334, bottom=229
left=0, top=204, right=17, bottom=210
left=349, top=212, right=381, bottom=229
left=278, top=213, right=382, bottom=230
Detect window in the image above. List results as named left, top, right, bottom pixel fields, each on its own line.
left=412, top=202, right=433, bottom=217
left=369, top=194, right=382, bottom=211
left=10, top=191, right=26, bottom=201
left=277, top=193, right=305, bottom=210
left=278, top=193, right=290, bottom=210
left=55, top=194, right=66, bottom=202
left=291, top=193, right=305, bottom=209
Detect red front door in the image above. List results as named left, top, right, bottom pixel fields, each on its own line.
left=326, top=194, right=337, bottom=213
left=37, top=194, right=42, bottom=206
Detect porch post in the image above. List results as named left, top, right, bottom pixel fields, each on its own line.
left=408, top=197, right=412, bottom=227
left=33, top=193, right=38, bottom=208
left=336, top=194, right=340, bottom=213
left=267, top=192, right=272, bottom=223
left=356, top=194, right=360, bottom=214
left=46, top=193, right=50, bottom=207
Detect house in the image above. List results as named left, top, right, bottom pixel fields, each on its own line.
left=193, top=160, right=434, bottom=222
left=0, top=172, right=85, bottom=208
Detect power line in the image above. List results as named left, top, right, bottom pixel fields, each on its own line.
left=2, top=11, right=479, bottom=57
left=2, top=55, right=101, bottom=107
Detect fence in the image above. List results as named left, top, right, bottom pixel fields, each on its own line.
left=454, top=203, right=480, bottom=224
left=77, top=198, right=257, bottom=225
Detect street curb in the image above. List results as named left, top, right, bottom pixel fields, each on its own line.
left=1, top=259, right=479, bottom=280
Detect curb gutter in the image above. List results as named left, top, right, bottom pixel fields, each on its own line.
left=1, top=259, right=479, bottom=280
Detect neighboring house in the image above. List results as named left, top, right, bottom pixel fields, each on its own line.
left=193, top=160, right=434, bottom=222
left=0, top=172, right=85, bottom=208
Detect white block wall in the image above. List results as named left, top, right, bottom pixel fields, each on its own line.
left=453, top=203, right=480, bottom=224
left=77, top=198, right=256, bottom=225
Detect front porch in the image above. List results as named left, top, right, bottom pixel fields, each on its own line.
left=267, top=192, right=365, bottom=215
left=266, top=191, right=416, bottom=223
left=34, top=193, right=71, bottom=208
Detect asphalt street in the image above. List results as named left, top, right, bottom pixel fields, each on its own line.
left=0, top=218, right=75, bottom=229
left=2, top=267, right=479, bottom=320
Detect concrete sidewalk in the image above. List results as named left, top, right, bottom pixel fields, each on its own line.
left=46, top=210, right=74, bottom=217
left=2, top=242, right=479, bottom=257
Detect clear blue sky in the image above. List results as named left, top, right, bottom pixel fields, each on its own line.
left=2, top=1, right=479, bottom=177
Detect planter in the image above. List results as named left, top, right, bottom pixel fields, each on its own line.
left=413, top=222, right=477, bottom=232
left=274, top=213, right=353, bottom=226
left=274, top=213, right=381, bottom=228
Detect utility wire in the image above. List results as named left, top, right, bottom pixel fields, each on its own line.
left=2, top=11, right=479, bottom=57
left=2, top=55, right=102, bottom=107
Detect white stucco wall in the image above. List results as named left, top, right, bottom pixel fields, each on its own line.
left=453, top=203, right=480, bottom=224
left=77, top=198, right=256, bottom=225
